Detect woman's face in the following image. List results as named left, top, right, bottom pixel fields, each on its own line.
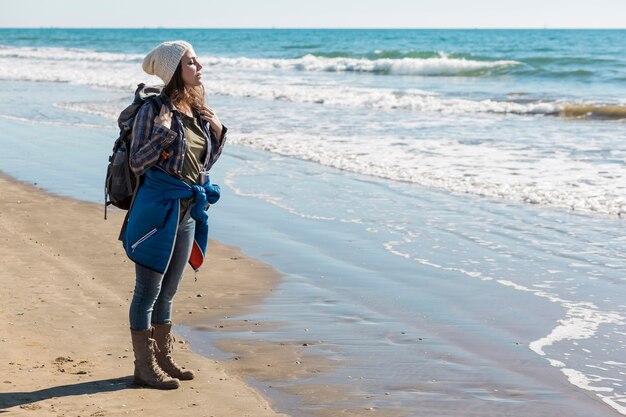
left=180, top=48, right=203, bottom=87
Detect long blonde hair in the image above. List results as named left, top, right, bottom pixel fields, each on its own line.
left=163, top=62, right=205, bottom=112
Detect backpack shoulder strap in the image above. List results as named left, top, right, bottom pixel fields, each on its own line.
left=146, top=95, right=163, bottom=116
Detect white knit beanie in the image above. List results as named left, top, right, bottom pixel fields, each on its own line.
left=142, top=40, right=192, bottom=86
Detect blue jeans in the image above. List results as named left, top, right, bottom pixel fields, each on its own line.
left=129, top=215, right=196, bottom=331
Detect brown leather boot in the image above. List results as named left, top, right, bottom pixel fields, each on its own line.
left=130, top=329, right=180, bottom=389
left=152, top=322, right=195, bottom=380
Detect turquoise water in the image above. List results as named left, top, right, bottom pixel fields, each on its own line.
left=1, top=29, right=625, bottom=416
left=1, top=28, right=625, bottom=214
left=2, top=28, right=625, bottom=96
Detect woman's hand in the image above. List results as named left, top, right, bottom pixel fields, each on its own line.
left=154, top=104, right=173, bottom=130
left=199, top=105, right=223, bottom=138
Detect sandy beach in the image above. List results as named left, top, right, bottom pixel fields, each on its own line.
left=0, top=173, right=289, bottom=416
left=2, top=166, right=620, bottom=417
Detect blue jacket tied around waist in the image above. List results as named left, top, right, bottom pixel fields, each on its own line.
left=123, top=167, right=221, bottom=274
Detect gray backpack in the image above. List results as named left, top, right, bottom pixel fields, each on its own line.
left=104, top=83, right=162, bottom=219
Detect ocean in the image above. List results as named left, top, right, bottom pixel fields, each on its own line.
left=0, top=28, right=625, bottom=416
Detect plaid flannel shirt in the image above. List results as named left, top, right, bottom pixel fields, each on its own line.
left=129, top=94, right=227, bottom=178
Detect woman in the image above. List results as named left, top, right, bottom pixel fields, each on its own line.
left=124, top=40, right=226, bottom=390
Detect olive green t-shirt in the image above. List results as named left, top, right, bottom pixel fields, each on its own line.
left=180, top=113, right=208, bottom=186
left=179, top=113, right=208, bottom=221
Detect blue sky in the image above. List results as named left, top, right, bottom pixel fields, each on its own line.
left=1, top=0, right=625, bottom=29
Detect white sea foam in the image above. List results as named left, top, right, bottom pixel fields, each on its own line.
left=378, top=228, right=626, bottom=415
left=0, top=45, right=560, bottom=116
left=0, top=47, right=147, bottom=89
left=561, top=368, right=615, bottom=392
left=201, top=52, right=521, bottom=76
left=529, top=301, right=624, bottom=356
left=38, top=99, right=626, bottom=217
left=602, top=397, right=626, bottom=416
left=382, top=242, right=412, bottom=259
left=0, top=46, right=519, bottom=76
left=0, top=45, right=143, bottom=62
left=229, top=132, right=626, bottom=216
left=559, top=368, right=626, bottom=415
left=222, top=167, right=336, bottom=221
left=0, top=114, right=105, bottom=129
left=207, top=81, right=561, bottom=115
left=54, top=102, right=118, bottom=121
left=515, top=284, right=626, bottom=415
left=421, top=255, right=626, bottom=415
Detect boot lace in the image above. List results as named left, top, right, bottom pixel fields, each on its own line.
left=148, top=338, right=172, bottom=381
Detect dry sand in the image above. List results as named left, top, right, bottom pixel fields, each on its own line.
left=0, top=173, right=289, bottom=417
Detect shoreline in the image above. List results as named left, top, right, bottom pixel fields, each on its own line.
left=0, top=172, right=288, bottom=416
left=1, top=161, right=623, bottom=416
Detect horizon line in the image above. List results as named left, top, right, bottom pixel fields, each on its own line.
left=1, top=26, right=625, bottom=30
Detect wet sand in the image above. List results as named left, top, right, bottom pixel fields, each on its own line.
left=0, top=173, right=289, bottom=416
